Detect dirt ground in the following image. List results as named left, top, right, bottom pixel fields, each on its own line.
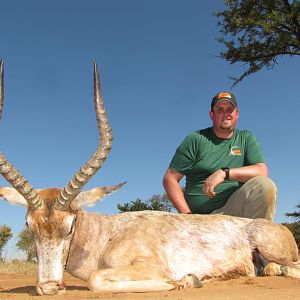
left=0, top=272, right=299, bottom=300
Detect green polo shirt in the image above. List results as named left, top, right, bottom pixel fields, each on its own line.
left=170, top=127, right=265, bottom=213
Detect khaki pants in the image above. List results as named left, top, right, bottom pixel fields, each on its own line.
left=210, top=176, right=277, bottom=221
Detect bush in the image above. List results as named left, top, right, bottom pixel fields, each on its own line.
left=0, top=259, right=37, bottom=275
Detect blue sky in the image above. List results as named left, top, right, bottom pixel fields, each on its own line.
left=0, top=1, right=299, bottom=259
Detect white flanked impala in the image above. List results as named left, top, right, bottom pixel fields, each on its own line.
left=0, top=60, right=299, bottom=296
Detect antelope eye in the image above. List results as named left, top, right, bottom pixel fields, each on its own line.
left=66, top=216, right=76, bottom=237
left=67, top=226, right=74, bottom=237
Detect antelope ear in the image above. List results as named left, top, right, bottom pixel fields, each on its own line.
left=0, top=187, right=28, bottom=207
left=71, top=182, right=126, bottom=210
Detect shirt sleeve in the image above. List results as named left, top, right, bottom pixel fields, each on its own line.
left=169, top=132, right=200, bottom=175
left=244, top=131, right=265, bottom=165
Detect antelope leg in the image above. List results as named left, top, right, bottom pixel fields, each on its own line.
left=87, top=263, right=202, bottom=292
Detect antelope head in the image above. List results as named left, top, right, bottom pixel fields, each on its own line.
left=0, top=60, right=125, bottom=295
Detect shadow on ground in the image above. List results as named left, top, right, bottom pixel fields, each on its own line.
left=0, top=285, right=88, bottom=295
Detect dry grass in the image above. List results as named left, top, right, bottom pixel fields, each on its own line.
left=0, top=260, right=37, bottom=275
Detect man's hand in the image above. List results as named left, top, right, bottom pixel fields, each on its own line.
left=202, top=169, right=225, bottom=198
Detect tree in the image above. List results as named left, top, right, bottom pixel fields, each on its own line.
left=117, top=193, right=175, bottom=213
left=0, top=225, right=13, bottom=261
left=16, top=228, right=36, bottom=261
left=283, top=222, right=300, bottom=249
left=147, top=194, right=175, bottom=212
left=215, top=0, right=300, bottom=86
left=117, top=198, right=151, bottom=212
left=285, top=202, right=300, bottom=220
left=283, top=202, right=300, bottom=249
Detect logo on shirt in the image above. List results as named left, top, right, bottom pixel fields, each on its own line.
left=230, top=146, right=241, bottom=156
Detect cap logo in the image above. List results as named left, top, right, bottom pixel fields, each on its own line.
left=217, top=92, right=231, bottom=99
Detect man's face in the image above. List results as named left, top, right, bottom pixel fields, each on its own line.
left=209, top=101, right=239, bottom=134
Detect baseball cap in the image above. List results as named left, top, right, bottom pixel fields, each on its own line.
left=211, top=92, right=237, bottom=110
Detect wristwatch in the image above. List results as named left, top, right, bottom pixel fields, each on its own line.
left=221, top=168, right=230, bottom=180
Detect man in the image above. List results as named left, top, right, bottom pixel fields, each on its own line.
left=163, top=92, right=276, bottom=221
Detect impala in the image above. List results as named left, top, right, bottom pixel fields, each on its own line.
left=0, top=60, right=299, bottom=296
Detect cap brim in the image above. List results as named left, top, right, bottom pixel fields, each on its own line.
left=214, top=99, right=237, bottom=107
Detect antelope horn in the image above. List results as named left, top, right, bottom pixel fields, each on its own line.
left=0, top=60, right=43, bottom=209
left=55, top=62, right=113, bottom=210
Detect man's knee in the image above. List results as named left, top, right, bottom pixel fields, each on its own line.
left=248, top=176, right=277, bottom=203
left=246, top=176, right=277, bottom=220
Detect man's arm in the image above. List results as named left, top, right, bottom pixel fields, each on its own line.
left=229, top=163, right=268, bottom=182
left=162, top=167, right=191, bottom=214
left=203, top=163, right=268, bottom=198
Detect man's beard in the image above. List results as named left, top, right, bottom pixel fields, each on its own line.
left=220, top=121, right=233, bottom=132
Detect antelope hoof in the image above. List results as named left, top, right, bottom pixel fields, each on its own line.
left=36, top=282, right=66, bottom=295
left=170, top=274, right=202, bottom=290
left=184, top=274, right=203, bottom=288
left=263, top=262, right=282, bottom=276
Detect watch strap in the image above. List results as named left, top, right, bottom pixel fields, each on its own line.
left=222, top=168, right=230, bottom=180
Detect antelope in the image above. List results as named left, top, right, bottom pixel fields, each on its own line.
left=0, top=60, right=299, bottom=296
